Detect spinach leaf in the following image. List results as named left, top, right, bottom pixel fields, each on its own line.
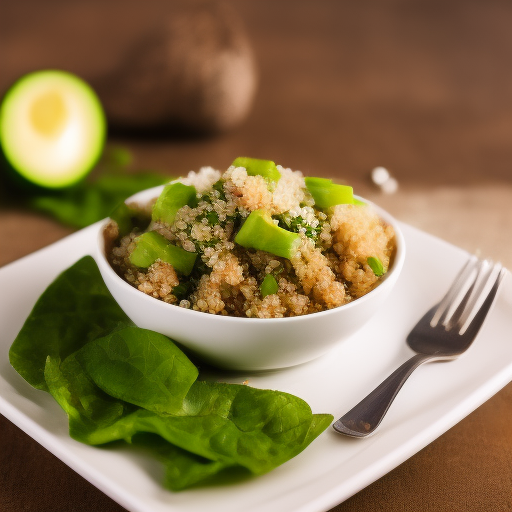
left=44, top=354, right=139, bottom=443
left=10, top=256, right=333, bottom=491
left=76, top=326, right=198, bottom=414
left=0, top=146, right=169, bottom=228
left=29, top=170, right=169, bottom=228
left=44, top=352, right=234, bottom=490
left=135, top=434, right=231, bottom=491
left=9, top=256, right=133, bottom=391
left=134, top=381, right=333, bottom=475
left=77, top=328, right=332, bottom=475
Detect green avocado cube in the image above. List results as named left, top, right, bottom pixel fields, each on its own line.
left=232, top=157, right=281, bottom=184
left=152, top=182, right=197, bottom=225
left=235, top=210, right=300, bottom=259
left=305, top=177, right=354, bottom=208
left=130, top=231, right=197, bottom=275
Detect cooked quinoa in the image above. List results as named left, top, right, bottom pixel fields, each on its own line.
left=106, top=159, right=396, bottom=318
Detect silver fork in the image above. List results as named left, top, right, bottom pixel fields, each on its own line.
left=333, top=257, right=506, bottom=438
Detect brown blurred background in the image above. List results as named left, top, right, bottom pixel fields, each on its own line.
left=2, top=0, right=510, bottom=185
left=1, top=1, right=512, bottom=511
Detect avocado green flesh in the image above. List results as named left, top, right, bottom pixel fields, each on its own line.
left=151, top=182, right=197, bottom=225
left=232, top=157, right=281, bottom=183
left=130, top=231, right=197, bottom=276
left=0, top=70, right=106, bottom=189
left=304, top=177, right=354, bottom=208
left=235, top=210, right=300, bottom=260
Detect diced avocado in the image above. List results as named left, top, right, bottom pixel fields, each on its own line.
left=130, top=231, right=197, bottom=275
left=232, top=157, right=281, bottom=183
left=235, top=210, right=300, bottom=259
left=303, top=177, right=332, bottom=187
left=151, top=182, right=197, bottom=225
left=304, top=177, right=354, bottom=208
left=260, top=273, right=279, bottom=298
left=0, top=70, right=106, bottom=189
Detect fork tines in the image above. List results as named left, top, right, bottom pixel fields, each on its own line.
left=430, top=257, right=506, bottom=334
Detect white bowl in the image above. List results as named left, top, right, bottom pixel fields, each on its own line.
left=95, top=186, right=405, bottom=371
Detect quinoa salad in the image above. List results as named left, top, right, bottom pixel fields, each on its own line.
left=105, top=158, right=396, bottom=318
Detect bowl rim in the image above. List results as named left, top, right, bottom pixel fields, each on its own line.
left=96, top=185, right=406, bottom=324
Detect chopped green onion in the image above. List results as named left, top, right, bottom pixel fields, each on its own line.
left=260, top=274, right=279, bottom=298
left=232, top=157, right=281, bottom=184
left=130, top=231, right=197, bottom=275
left=304, top=177, right=354, bottom=208
left=367, top=256, right=385, bottom=277
left=152, top=182, right=197, bottom=225
left=234, top=210, right=300, bottom=259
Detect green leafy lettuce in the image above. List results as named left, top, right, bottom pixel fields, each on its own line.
left=9, top=256, right=332, bottom=491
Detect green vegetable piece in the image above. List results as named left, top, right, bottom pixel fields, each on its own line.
left=152, top=182, right=197, bottom=225
left=303, top=177, right=332, bottom=187
left=44, top=354, right=139, bottom=442
left=232, top=157, right=281, bottom=183
left=45, top=340, right=333, bottom=490
left=235, top=210, right=300, bottom=259
left=260, top=274, right=279, bottom=298
left=130, top=231, right=197, bottom=275
left=172, top=281, right=192, bottom=299
left=0, top=70, right=106, bottom=189
left=305, top=177, right=354, bottom=208
left=109, top=202, right=132, bottom=238
left=8, top=256, right=133, bottom=391
left=353, top=197, right=366, bottom=206
left=367, top=256, right=385, bottom=276
left=28, top=170, right=168, bottom=229
left=76, top=326, right=198, bottom=414
left=73, top=328, right=333, bottom=477
left=10, top=256, right=333, bottom=491
left=109, top=202, right=151, bottom=238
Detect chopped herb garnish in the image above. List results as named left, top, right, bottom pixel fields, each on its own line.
left=211, top=179, right=227, bottom=201
left=205, top=210, right=220, bottom=226
left=277, top=213, right=322, bottom=243
left=172, top=282, right=192, bottom=299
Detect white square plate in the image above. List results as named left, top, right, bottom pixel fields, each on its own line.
left=1, top=222, right=511, bottom=512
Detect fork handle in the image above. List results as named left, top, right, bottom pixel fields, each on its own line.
left=333, top=353, right=434, bottom=437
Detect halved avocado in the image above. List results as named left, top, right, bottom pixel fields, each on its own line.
left=0, top=70, right=106, bottom=189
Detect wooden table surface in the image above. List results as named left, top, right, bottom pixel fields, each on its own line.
left=1, top=1, right=511, bottom=511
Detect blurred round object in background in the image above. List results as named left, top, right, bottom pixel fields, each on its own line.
left=371, top=166, right=390, bottom=186
left=371, top=166, right=398, bottom=194
left=94, top=0, right=257, bottom=134
left=0, top=70, right=106, bottom=189
left=0, top=0, right=257, bottom=136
